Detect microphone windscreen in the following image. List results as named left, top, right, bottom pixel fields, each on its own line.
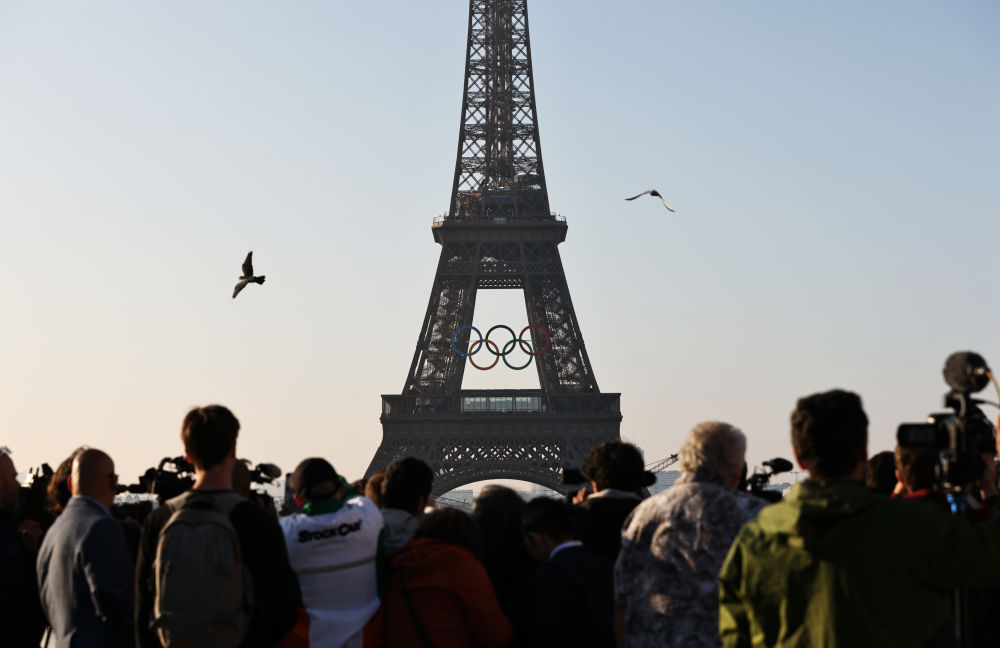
left=764, top=458, right=794, bottom=473
left=942, top=351, right=990, bottom=393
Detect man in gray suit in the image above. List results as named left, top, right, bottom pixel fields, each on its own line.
left=37, top=448, right=133, bottom=647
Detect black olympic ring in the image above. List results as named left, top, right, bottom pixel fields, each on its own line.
left=450, top=324, right=551, bottom=371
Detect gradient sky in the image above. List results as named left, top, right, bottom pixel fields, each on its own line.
left=2, top=1, right=998, bottom=489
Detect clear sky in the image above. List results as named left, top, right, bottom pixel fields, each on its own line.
left=2, top=1, right=998, bottom=489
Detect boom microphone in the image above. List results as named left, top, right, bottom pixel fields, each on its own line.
left=942, top=351, right=991, bottom=394
left=762, top=458, right=794, bottom=473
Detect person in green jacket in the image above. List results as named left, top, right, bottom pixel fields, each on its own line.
left=718, top=389, right=1000, bottom=648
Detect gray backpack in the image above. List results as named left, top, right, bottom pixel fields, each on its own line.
left=151, top=491, right=254, bottom=647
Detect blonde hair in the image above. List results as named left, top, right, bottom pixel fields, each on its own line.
left=678, top=421, right=746, bottom=482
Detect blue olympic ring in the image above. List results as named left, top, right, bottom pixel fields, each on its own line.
left=450, top=325, right=551, bottom=370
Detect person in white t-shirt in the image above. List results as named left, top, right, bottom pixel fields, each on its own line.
left=280, top=458, right=383, bottom=648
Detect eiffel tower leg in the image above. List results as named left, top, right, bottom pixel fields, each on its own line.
left=402, top=243, right=480, bottom=395
left=523, top=242, right=599, bottom=393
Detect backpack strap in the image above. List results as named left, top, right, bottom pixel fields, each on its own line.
left=165, top=490, right=246, bottom=516
left=400, top=569, right=437, bottom=648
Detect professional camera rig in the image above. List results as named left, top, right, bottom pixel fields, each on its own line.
left=895, top=351, right=1000, bottom=648
left=897, top=351, right=1000, bottom=499
left=744, top=458, right=795, bottom=503
left=118, top=457, right=282, bottom=502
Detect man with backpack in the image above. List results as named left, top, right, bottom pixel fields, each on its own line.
left=134, top=405, right=299, bottom=648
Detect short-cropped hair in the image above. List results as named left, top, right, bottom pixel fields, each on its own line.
left=678, top=421, right=746, bottom=482
left=382, top=457, right=434, bottom=513
left=866, top=451, right=897, bottom=495
left=895, top=445, right=937, bottom=493
left=522, top=496, right=574, bottom=541
left=181, top=405, right=239, bottom=471
left=414, top=507, right=482, bottom=557
left=583, top=441, right=646, bottom=492
left=791, top=389, right=868, bottom=480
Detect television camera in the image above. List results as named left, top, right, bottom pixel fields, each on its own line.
left=896, top=351, right=1000, bottom=498
left=744, top=457, right=794, bottom=502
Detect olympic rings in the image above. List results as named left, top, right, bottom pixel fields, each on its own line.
left=468, top=339, right=501, bottom=370
left=451, top=325, right=483, bottom=358
left=502, top=338, right=533, bottom=370
left=450, top=324, right=550, bottom=370
left=484, top=325, right=517, bottom=356
left=519, top=324, right=550, bottom=356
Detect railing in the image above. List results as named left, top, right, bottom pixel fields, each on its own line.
left=382, top=390, right=620, bottom=418
left=432, top=213, right=566, bottom=227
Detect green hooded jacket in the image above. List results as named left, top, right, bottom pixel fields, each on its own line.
left=719, top=479, right=1000, bottom=647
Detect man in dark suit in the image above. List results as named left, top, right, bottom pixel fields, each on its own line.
left=36, top=448, right=134, bottom=647
left=523, top=497, right=615, bottom=648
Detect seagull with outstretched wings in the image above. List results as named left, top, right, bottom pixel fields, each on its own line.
left=625, top=189, right=675, bottom=213
left=232, top=251, right=266, bottom=299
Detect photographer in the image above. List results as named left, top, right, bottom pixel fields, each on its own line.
left=719, top=390, right=1000, bottom=648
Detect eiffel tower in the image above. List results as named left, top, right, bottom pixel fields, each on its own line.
left=365, top=0, right=621, bottom=495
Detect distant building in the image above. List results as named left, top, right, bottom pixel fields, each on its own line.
left=437, top=489, right=474, bottom=510
left=648, top=471, right=682, bottom=496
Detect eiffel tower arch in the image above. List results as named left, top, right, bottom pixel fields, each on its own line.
left=366, top=0, right=621, bottom=496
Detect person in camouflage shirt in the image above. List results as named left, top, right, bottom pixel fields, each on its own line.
left=614, top=421, right=765, bottom=648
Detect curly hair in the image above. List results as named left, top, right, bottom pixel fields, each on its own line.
left=583, top=441, right=646, bottom=491
left=678, top=421, right=746, bottom=482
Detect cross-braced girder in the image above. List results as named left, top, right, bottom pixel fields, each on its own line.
left=368, top=0, right=620, bottom=495
left=450, top=0, right=550, bottom=221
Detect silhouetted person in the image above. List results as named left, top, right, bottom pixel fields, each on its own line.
left=37, top=448, right=134, bottom=647
left=523, top=497, right=614, bottom=648
left=380, top=457, right=434, bottom=559
left=574, top=441, right=650, bottom=562
left=0, top=450, right=46, bottom=647
left=473, top=485, right=536, bottom=647
left=232, top=459, right=252, bottom=497
left=379, top=508, right=513, bottom=648
left=365, top=471, right=385, bottom=508
left=135, top=405, right=298, bottom=648
left=865, top=450, right=896, bottom=495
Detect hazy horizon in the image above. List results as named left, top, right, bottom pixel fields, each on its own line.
left=2, top=1, right=998, bottom=490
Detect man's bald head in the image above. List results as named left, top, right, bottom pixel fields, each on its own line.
left=71, top=449, right=117, bottom=510
left=0, top=453, right=18, bottom=513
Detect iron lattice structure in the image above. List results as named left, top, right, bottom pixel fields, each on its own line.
left=366, top=0, right=620, bottom=495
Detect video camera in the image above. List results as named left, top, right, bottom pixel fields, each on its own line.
left=897, top=351, right=998, bottom=497
left=118, top=456, right=195, bottom=502
left=247, top=461, right=281, bottom=485
left=744, top=457, right=794, bottom=502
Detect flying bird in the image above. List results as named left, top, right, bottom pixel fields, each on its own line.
left=232, top=251, right=266, bottom=299
left=625, top=189, right=675, bottom=213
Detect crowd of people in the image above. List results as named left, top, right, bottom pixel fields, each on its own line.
left=2, top=390, right=1000, bottom=647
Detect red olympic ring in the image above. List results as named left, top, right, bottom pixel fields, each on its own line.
left=519, top=325, right=551, bottom=356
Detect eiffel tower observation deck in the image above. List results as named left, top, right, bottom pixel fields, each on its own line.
left=366, top=0, right=621, bottom=495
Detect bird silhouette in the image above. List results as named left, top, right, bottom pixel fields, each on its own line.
left=232, top=251, right=266, bottom=299
left=625, top=189, right=675, bottom=213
